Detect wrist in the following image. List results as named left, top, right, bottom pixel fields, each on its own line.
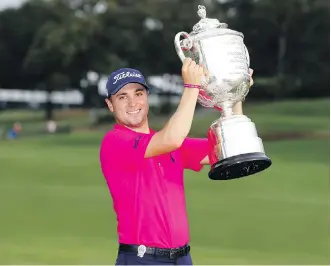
left=183, top=83, right=201, bottom=89
left=232, top=101, right=243, bottom=115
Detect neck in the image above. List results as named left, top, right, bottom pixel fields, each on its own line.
left=129, top=124, right=150, bottom=134
left=121, top=120, right=150, bottom=134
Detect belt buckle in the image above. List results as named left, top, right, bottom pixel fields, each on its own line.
left=137, top=245, right=147, bottom=258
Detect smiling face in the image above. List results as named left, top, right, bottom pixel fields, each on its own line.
left=105, top=83, right=149, bottom=132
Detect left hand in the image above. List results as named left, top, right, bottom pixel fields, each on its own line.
left=213, top=68, right=254, bottom=112
left=199, top=68, right=255, bottom=112
left=249, top=68, right=254, bottom=87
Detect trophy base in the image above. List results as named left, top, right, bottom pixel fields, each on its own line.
left=208, top=152, right=272, bottom=181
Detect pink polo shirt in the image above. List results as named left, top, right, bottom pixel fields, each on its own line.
left=99, top=123, right=208, bottom=248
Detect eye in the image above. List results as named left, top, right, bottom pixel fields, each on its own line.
left=119, top=96, right=126, bottom=100
left=136, top=92, right=143, bottom=96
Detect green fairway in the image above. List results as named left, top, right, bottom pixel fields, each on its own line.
left=1, top=98, right=329, bottom=138
left=189, top=98, right=330, bottom=138
left=0, top=132, right=329, bottom=265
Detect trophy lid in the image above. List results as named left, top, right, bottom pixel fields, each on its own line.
left=192, top=5, right=228, bottom=34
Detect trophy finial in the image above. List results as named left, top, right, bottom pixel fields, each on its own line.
left=197, top=5, right=206, bottom=19
left=192, top=4, right=227, bottom=33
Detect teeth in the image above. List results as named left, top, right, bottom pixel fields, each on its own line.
left=127, top=110, right=140, bottom=114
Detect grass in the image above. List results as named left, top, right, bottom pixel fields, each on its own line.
left=0, top=98, right=329, bottom=137
left=0, top=132, right=329, bottom=265
left=0, top=98, right=329, bottom=264
left=188, top=98, right=330, bottom=137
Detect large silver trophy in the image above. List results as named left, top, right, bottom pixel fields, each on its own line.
left=174, top=5, right=272, bottom=180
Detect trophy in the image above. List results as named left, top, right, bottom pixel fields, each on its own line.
left=174, top=5, right=272, bottom=180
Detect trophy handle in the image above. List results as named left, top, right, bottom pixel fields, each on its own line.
left=174, top=31, right=193, bottom=62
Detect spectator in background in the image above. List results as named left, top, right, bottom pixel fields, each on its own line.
left=46, top=120, right=57, bottom=133
left=7, top=122, right=22, bottom=139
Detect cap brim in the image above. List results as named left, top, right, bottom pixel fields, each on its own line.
left=110, top=81, right=150, bottom=96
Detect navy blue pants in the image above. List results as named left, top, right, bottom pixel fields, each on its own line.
left=115, top=251, right=193, bottom=265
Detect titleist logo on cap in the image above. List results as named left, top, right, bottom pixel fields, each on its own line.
left=113, top=71, right=142, bottom=84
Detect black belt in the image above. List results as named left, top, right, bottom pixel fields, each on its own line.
left=119, top=243, right=191, bottom=259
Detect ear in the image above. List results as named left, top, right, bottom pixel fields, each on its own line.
left=105, top=98, right=114, bottom=112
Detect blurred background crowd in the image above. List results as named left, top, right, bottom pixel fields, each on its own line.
left=0, top=0, right=329, bottom=265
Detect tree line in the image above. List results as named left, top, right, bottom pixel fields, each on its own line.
left=0, top=0, right=329, bottom=115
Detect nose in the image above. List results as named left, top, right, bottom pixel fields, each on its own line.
left=128, top=97, right=136, bottom=107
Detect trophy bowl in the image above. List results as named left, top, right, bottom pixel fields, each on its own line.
left=174, top=5, right=272, bottom=180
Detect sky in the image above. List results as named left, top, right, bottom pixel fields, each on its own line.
left=0, top=0, right=26, bottom=10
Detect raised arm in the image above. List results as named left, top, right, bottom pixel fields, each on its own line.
left=145, top=58, right=204, bottom=158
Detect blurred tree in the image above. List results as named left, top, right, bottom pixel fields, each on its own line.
left=226, top=0, right=329, bottom=99
left=0, top=0, right=54, bottom=89
left=0, top=0, right=329, bottom=117
left=22, top=0, right=95, bottom=119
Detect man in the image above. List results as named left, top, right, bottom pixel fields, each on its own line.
left=99, top=58, right=254, bottom=265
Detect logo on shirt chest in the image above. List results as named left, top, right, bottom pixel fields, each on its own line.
left=133, top=136, right=143, bottom=149
left=170, top=153, right=175, bottom=163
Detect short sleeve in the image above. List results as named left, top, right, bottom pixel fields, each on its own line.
left=180, top=137, right=209, bottom=172
left=100, top=130, right=153, bottom=174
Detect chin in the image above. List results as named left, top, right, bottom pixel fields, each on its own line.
left=125, top=119, right=144, bottom=128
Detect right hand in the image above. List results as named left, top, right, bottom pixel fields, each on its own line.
left=181, top=58, right=205, bottom=86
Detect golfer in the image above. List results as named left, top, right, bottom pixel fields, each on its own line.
left=99, top=58, right=254, bottom=265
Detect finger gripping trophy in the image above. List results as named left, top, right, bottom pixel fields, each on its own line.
left=174, top=5, right=272, bottom=180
